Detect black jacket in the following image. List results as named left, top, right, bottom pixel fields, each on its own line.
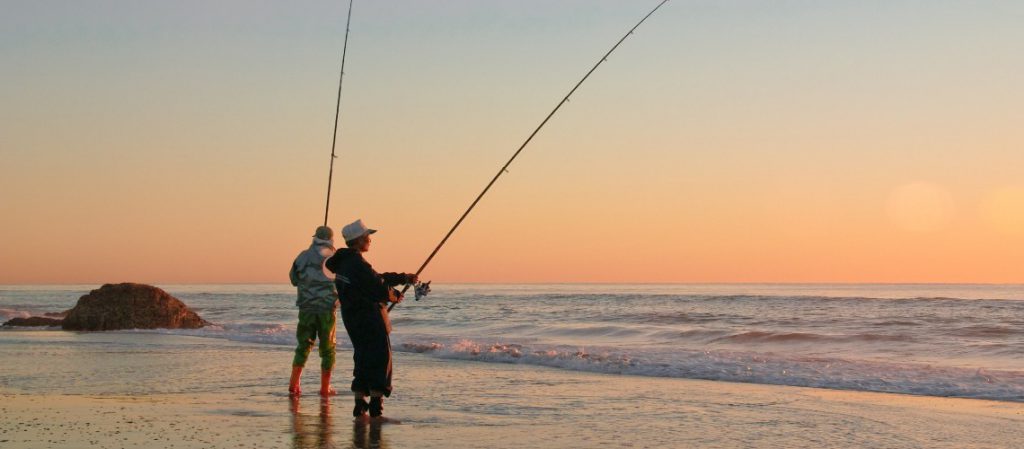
left=325, top=248, right=411, bottom=310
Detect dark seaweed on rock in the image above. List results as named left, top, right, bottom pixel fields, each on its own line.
left=2, top=316, right=64, bottom=327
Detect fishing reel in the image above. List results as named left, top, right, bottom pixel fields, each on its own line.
left=413, top=281, right=431, bottom=301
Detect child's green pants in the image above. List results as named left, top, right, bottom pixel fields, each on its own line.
left=292, top=311, right=337, bottom=371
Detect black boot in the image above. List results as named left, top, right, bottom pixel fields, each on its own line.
left=368, top=396, right=384, bottom=418
left=353, top=397, right=369, bottom=417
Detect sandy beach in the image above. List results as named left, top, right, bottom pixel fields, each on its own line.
left=2, top=330, right=1022, bottom=449
left=6, top=0, right=1024, bottom=446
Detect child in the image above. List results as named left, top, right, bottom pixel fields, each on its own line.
left=288, top=225, right=340, bottom=396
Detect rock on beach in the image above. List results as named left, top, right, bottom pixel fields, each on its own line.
left=60, top=283, right=210, bottom=331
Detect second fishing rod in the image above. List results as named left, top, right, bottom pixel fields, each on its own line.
left=389, top=0, right=669, bottom=311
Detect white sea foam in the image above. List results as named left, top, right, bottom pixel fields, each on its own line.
left=395, top=337, right=1024, bottom=401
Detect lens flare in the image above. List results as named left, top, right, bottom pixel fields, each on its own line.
left=886, top=182, right=955, bottom=232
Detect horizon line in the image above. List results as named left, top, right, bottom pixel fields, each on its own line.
left=2, top=281, right=1023, bottom=287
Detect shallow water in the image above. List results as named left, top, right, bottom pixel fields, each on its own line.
left=2, top=283, right=1023, bottom=401
left=3, top=331, right=1022, bottom=449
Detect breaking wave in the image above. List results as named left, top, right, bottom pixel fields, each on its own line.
left=711, top=331, right=913, bottom=344
left=396, top=337, right=1024, bottom=402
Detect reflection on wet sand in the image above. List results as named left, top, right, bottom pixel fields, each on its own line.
left=350, top=418, right=388, bottom=449
left=290, top=396, right=333, bottom=449
left=289, top=396, right=388, bottom=449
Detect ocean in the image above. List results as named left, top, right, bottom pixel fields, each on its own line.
left=2, top=283, right=1022, bottom=402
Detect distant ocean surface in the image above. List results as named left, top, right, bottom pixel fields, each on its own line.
left=2, top=284, right=1023, bottom=402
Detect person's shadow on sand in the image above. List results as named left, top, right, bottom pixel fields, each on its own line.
left=289, top=396, right=388, bottom=449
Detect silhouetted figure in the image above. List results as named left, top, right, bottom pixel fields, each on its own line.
left=326, top=219, right=415, bottom=420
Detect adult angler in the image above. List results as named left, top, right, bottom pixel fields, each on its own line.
left=326, top=219, right=416, bottom=419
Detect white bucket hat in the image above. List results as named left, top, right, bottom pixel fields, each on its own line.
left=342, top=219, right=377, bottom=242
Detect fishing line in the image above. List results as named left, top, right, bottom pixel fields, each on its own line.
left=390, top=0, right=670, bottom=311
left=324, top=0, right=355, bottom=227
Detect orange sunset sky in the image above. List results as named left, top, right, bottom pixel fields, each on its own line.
left=2, top=1, right=1022, bottom=284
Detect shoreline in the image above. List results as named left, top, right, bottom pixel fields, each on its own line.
left=2, top=331, right=1023, bottom=448
left=5, top=328, right=1023, bottom=404
left=2, top=328, right=1024, bottom=405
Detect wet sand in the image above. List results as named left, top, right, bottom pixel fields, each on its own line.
left=1, top=331, right=1022, bottom=448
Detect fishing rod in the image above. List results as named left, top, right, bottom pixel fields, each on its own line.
left=324, top=0, right=355, bottom=227
left=390, top=0, right=670, bottom=311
